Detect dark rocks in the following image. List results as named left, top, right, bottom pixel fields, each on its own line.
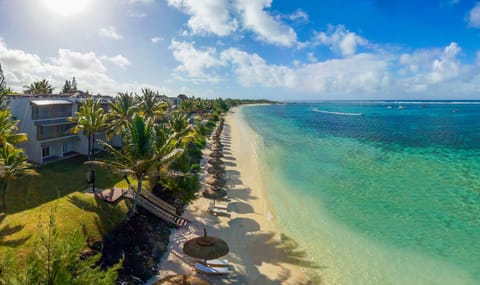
left=99, top=208, right=172, bottom=284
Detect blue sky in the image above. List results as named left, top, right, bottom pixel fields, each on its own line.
left=0, top=0, right=480, bottom=100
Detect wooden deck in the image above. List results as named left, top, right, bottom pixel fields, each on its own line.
left=95, top=187, right=134, bottom=202
left=95, top=187, right=189, bottom=228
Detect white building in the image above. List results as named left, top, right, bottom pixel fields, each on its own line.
left=8, top=92, right=120, bottom=165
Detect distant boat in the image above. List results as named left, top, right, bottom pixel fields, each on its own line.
left=452, top=109, right=459, bottom=113
left=419, top=104, right=425, bottom=108
left=398, top=105, right=406, bottom=109
left=387, top=106, right=392, bottom=109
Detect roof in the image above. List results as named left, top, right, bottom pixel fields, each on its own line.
left=31, top=99, right=73, bottom=106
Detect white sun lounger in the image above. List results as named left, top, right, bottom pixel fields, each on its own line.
left=208, top=206, right=229, bottom=216
left=206, top=259, right=229, bottom=267
left=194, top=262, right=231, bottom=274
left=210, top=201, right=228, bottom=210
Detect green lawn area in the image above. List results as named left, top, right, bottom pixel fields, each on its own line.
left=0, top=155, right=130, bottom=256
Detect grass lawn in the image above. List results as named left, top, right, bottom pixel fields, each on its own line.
left=0, top=155, right=130, bottom=257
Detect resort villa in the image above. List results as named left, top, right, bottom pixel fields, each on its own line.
left=7, top=92, right=185, bottom=165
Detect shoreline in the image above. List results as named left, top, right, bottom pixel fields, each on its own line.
left=148, top=106, right=311, bottom=284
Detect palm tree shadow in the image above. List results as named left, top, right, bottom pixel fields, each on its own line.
left=68, top=195, right=128, bottom=238
left=0, top=213, right=30, bottom=247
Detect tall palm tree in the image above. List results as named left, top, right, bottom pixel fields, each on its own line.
left=0, top=145, right=37, bottom=209
left=136, top=89, right=169, bottom=122
left=106, top=92, right=137, bottom=138
left=68, top=98, right=108, bottom=192
left=23, top=79, right=54, bottom=94
left=91, top=114, right=183, bottom=219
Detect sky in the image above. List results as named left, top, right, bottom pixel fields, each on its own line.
left=0, top=0, right=480, bottom=100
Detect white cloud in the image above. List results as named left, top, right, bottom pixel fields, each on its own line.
left=128, top=11, right=147, bottom=18
left=314, top=25, right=368, bottom=57
left=467, top=3, right=480, bottom=28
left=98, top=26, right=123, bottom=40
left=169, top=40, right=225, bottom=81
left=168, top=39, right=480, bottom=98
left=288, top=9, right=308, bottom=22
left=151, top=37, right=164, bottom=43
left=428, top=42, right=461, bottom=83
left=166, top=0, right=299, bottom=46
left=307, top=52, right=317, bottom=63
left=167, top=0, right=238, bottom=36
left=100, top=55, right=131, bottom=69
left=129, top=0, right=154, bottom=4
left=234, top=0, right=298, bottom=47
left=0, top=39, right=162, bottom=95
left=221, top=48, right=294, bottom=87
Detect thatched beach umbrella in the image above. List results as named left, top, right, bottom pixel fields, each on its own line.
left=203, top=188, right=227, bottom=199
left=207, top=158, right=223, bottom=166
left=206, top=177, right=226, bottom=187
left=207, top=166, right=225, bottom=175
left=212, top=142, right=222, bottom=147
left=209, top=152, right=223, bottom=158
left=183, top=229, right=229, bottom=262
left=154, top=275, right=212, bottom=285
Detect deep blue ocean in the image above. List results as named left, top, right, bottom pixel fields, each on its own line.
left=241, top=101, right=480, bottom=284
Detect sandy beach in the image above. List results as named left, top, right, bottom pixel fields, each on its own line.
left=149, top=106, right=312, bottom=284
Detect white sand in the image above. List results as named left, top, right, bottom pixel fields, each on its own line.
left=148, top=107, right=312, bottom=284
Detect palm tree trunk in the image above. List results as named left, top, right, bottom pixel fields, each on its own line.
left=91, top=132, right=96, bottom=193
left=127, top=177, right=143, bottom=219
left=1, top=182, right=7, bottom=210
left=87, top=133, right=92, bottom=161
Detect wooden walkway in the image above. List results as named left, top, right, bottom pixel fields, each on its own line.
left=137, top=195, right=190, bottom=228
left=95, top=187, right=189, bottom=228
left=95, top=187, right=135, bottom=202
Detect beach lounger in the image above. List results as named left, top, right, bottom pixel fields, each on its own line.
left=207, top=259, right=229, bottom=267
left=197, top=259, right=229, bottom=267
left=208, top=206, right=229, bottom=216
left=194, top=262, right=231, bottom=274
left=210, top=201, right=228, bottom=210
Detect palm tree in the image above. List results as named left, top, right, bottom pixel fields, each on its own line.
left=68, top=98, right=108, bottom=192
left=106, top=92, right=137, bottom=138
left=168, top=112, right=195, bottom=146
left=136, top=89, right=169, bottom=122
left=0, top=145, right=37, bottom=209
left=23, top=79, right=54, bottom=94
left=91, top=114, right=183, bottom=219
left=0, top=110, right=27, bottom=148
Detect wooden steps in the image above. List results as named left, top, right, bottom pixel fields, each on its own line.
left=136, top=193, right=189, bottom=228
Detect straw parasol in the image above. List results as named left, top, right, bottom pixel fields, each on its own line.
left=209, top=152, right=223, bottom=158
left=207, top=166, right=225, bottom=175
left=206, top=177, right=226, bottom=187
left=154, top=275, right=212, bottom=285
left=203, top=188, right=227, bottom=200
left=207, top=158, right=223, bottom=166
left=183, top=228, right=229, bottom=262
left=203, top=187, right=227, bottom=207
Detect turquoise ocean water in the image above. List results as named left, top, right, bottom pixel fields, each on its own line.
left=241, top=102, right=480, bottom=285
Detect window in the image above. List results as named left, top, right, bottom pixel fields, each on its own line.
left=32, top=105, right=72, bottom=120
left=42, top=146, right=50, bottom=158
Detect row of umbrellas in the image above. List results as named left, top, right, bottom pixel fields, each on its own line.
left=205, top=118, right=228, bottom=204
left=155, top=119, right=229, bottom=285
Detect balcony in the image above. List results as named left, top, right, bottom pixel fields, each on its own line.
left=31, top=100, right=73, bottom=120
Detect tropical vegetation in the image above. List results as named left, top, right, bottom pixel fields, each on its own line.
left=0, top=63, right=274, bottom=284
